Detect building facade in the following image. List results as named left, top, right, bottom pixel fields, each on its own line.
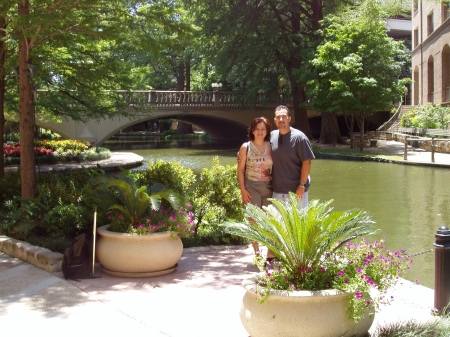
left=412, top=1, right=450, bottom=105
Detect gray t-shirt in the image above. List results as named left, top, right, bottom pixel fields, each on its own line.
left=270, top=128, right=315, bottom=194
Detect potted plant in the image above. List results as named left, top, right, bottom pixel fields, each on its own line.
left=95, top=177, right=195, bottom=277
left=221, top=193, right=412, bottom=337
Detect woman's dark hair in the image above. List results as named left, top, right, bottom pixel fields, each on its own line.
left=248, top=117, right=272, bottom=141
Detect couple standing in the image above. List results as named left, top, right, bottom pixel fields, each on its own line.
left=237, top=105, right=315, bottom=256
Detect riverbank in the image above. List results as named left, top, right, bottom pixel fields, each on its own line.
left=4, top=152, right=144, bottom=173
left=313, top=139, right=450, bottom=168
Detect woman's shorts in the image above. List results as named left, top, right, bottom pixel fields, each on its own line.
left=245, top=179, right=273, bottom=208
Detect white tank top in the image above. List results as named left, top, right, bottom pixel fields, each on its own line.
left=245, top=141, right=273, bottom=182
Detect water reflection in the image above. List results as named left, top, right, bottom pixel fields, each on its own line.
left=104, top=139, right=450, bottom=288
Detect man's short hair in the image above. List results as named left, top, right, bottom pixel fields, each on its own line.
left=275, top=105, right=290, bottom=116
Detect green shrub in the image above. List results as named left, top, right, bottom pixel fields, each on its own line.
left=0, top=171, right=21, bottom=213
left=3, top=169, right=103, bottom=246
left=190, top=157, right=244, bottom=244
left=136, top=160, right=196, bottom=195
left=400, top=103, right=450, bottom=129
left=41, top=204, right=92, bottom=238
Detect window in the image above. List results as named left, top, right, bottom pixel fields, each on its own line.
left=413, top=0, right=418, bottom=16
left=444, top=3, right=450, bottom=22
left=427, top=12, right=434, bottom=36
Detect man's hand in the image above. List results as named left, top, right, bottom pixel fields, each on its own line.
left=295, top=185, right=305, bottom=199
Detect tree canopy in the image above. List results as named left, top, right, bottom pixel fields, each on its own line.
left=308, top=1, right=410, bottom=150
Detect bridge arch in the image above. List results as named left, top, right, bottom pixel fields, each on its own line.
left=34, top=91, right=320, bottom=145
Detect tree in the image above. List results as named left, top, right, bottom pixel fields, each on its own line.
left=185, top=0, right=349, bottom=139
left=3, top=0, right=189, bottom=197
left=308, top=1, right=410, bottom=151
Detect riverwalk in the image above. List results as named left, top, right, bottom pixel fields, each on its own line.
left=0, top=245, right=436, bottom=337
left=0, top=139, right=448, bottom=336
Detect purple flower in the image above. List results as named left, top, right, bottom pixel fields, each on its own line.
left=355, top=292, right=362, bottom=299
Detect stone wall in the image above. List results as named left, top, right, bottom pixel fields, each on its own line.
left=390, top=133, right=450, bottom=153
left=0, top=236, right=63, bottom=272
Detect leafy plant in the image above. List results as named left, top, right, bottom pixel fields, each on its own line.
left=191, top=156, right=244, bottom=227
left=222, top=194, right=412, bottom=322
left=373, top=317, right=450, bottom=337
left=136, top=160, right=195, bottom=195
left=400, top=103, right=450, bottom=129
left=96, top=176, right=195, bottom=238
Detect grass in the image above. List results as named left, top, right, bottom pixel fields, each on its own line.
left=371, top=317, right=450, bottom=336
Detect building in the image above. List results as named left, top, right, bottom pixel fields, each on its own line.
left=412, top=1, right=450, bottom=106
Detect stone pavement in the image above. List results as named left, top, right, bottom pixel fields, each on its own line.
left=1, top=139, right=448, bottom=336
left=0, top=246, right=437, bottom=337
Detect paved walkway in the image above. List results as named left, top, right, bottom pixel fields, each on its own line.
left=1, top=140, right=448, bottom=336
left=0, top=246, right=436, bottom=337
left=313, top=139, right=450, bottom=168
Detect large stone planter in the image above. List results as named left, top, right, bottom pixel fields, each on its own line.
left=96, top=225, right=183, bottom=277
left=240, top=277, right=374, bottom=337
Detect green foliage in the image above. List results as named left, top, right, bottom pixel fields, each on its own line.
left=35, top=139, right=91, bottom=154
left=41, top=204, right=92, bottom=238
left=308, top=2, right=410, bottom=117
left=95, top=177, right=184, bottom=226
left=136, top=160, right=195, bottom=195
left=373, top=317, right=450, bottom=337
left=1, top=157, right=249, bottom=251
left=3, top=140, right=110, bottom=165
left=223, top=196, right=374, bottom=277
left=0, top=171, right=21, bottom=213
left=222, top=194, right=411, bottom=322
left=400, top=103, right=450, bottom=129
left=2, top=169, right=101, bottom=251
left=191, top=157, right=244, bottom=243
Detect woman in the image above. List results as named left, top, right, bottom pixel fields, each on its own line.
left=237, top=116, right=273, bottom=256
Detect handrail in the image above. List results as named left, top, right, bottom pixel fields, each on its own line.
left=377, top=101, right=402, bottom=132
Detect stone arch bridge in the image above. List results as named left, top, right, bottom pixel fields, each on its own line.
left=36, top=90, right=320, bottom=146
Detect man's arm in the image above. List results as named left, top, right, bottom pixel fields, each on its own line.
left=295, top=159, right=312, bottom=199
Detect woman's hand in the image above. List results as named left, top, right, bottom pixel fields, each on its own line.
left=241, top=188, right=252, bottom=204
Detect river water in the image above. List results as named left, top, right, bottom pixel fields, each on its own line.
left=105, top=138, right=450, bottom=289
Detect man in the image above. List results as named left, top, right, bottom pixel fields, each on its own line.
left=270, top=105, right=314, bottom=208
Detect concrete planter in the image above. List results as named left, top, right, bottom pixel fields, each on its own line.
left=96, top=225, right=183, bottom=277
left=240, top=277, right=374, bottom=337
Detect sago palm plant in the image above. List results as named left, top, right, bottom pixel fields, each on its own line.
left=96, top=177, right=184, bottom=226
left=222, top=193, right=375, bottom=280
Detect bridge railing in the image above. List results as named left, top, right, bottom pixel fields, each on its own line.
left=116, top=90, right=291, bottom=109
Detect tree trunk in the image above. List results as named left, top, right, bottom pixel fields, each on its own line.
left=345, top=114, right=356, bottom=149
left=0, top=14, right=6, bottom=177
left=318, top=112, right=344, bottom=145
left=291, top=82, right=312, bottom=139
left=356, top=112, right=365, bottom=152
left=185, top=59, right=191, bottom=91
left=359, top=115, right=365, bottom=152
left=18, top=0, right=36, bottom=199
left=177, top=62, right=185, bottom=91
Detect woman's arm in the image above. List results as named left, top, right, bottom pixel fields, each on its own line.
left=237, top=144, right=251, bottom=204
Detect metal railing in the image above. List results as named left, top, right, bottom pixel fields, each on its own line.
left=377, top=101, right=403, bottom=132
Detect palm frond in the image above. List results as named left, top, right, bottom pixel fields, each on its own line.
left=221, top=193, right=375, bottom=277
